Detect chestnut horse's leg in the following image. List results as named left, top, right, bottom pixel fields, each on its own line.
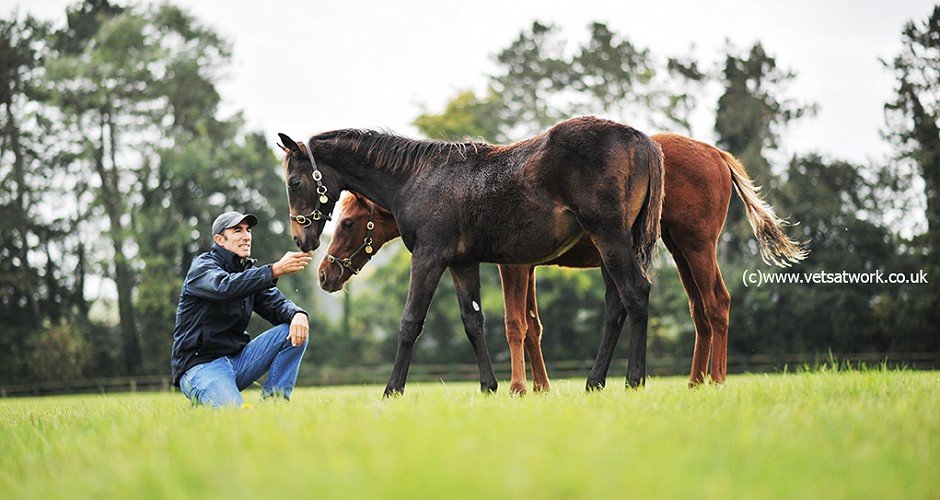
left=385, top=251, right=448, bottom=397
left=449, top=263, right=499, bottom=393
left=586, top=265, right=629, bottom=390
left=665, top=233, right=731, bottom=387
left=663, top=234, right=711, bottom=386
left=522, top=266, right=551, bottom=392
left=498, top=265, right=532, bottom=394
left=686, top=249, right=730, bottom=384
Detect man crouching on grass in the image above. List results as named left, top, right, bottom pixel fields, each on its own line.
left=171, top=211, right=314, bottom=407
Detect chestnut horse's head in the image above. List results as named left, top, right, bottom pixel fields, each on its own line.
left=318, top=193, right=399, bottom=292
left=277, top=133, right=340, bottom=252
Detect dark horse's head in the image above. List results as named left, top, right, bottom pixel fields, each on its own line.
left=277, top=133, right=340, bottom=252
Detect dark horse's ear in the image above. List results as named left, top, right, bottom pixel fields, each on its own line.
left=277, top=133, right=302, bottom=154
left=353, top=193, right=371, bottom=209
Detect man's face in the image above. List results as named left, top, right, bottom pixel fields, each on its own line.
left=215, top=222, right=252, bottom=258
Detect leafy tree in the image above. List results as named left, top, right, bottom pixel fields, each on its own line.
left=52, top=0, right=124, bottom=56
left=729, top=155, right=898, bottom=356
left=43, top=1, right=232, bottom=374
left=716, top=43, right=815, bottom=182
left=416, top=21, right=702, bottom=145
left=0, top=1, right=326, bottom=384
left=413, top=90, right=504, bottom=143
left=714, top=42, right=815, bottom=263
left=28, top=323, right=90, bottom=382
left=0, top=12, right=55, bottom=382
left=881, top=5, right=940, bottom=352
left=884, top=6, right=940, bottom=265
left=493, top=21, right=702, bottom=139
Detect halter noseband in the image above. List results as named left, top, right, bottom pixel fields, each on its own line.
left=326, top=202, right=376, bottom=276
left=289, top=143, right=332, bottom=227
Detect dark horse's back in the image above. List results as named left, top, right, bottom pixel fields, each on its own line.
left=528, top=116, right=663, bottom=275
left=395, top=117, right=663, bottom=269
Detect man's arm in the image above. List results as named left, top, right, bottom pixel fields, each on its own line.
left=253, top=251, right=313, bottom=329
left=186, top=261, right=276, bottom=302
left=187, top=251, right=312, bottom=302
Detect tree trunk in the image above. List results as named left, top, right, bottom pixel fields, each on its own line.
left=95, top=111, right=141, bottom=375
left=4, top=99, right=40, bottom=325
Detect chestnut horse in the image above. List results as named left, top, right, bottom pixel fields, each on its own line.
left=279, top=116, right=664, bottom=396
left=318, top=133, right=806, bottom=393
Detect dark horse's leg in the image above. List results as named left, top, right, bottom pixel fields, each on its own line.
left=449, top=264, right=498, bottom=393
left=586, top=234, right=652, bottom=389
left=385, top=250, right=447, bottom=397
left=586, top=266, right=628, bottom=391
left=625, top=269, right=652, bottom=388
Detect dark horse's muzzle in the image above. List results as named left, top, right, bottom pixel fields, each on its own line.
left=289, top=210, right=330, bottom=252
left=294, top=235, right=320, bottom=253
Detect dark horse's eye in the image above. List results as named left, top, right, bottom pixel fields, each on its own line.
left=288, top=179, right=301, bottom=191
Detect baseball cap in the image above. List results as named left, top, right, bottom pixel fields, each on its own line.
left=212, top=211, right=259, bottom=235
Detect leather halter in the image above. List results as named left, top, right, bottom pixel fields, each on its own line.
left=325, top=202, right=376, bottom=276
left=289, top=143, right=332, bottom=226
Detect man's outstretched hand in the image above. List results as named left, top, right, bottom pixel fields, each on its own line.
left=272, top=251, right=314, bottom=278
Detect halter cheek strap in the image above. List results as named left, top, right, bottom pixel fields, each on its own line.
left=326, top=203, right=376, bottom=276
left=289, top=143, right=332, bottom=226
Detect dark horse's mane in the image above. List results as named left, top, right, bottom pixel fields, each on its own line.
left=311, top=129, right=492, bottom=174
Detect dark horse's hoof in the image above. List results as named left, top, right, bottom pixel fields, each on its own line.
left=481, top=381, right=498, bottom=394
left=585, top=379, right=606, bottom=392
left=625, top=377, right=646, bottom=389
left=383, top=386, right=404, bottom=398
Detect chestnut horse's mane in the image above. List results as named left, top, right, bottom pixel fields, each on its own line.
left=310, top=129, right=490, bottom=174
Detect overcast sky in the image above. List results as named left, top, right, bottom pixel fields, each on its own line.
left=9, top=0, right=938, bottom=165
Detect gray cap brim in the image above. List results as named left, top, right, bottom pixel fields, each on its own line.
left=212, top=211, right=259, bottom=235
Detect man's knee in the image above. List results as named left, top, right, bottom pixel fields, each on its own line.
left=181, top=360, right=242, bottom=407
left=200, top=378, right=243, bottom=407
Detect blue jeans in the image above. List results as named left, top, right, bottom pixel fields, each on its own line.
left=179, top=324, right=308, bottom=407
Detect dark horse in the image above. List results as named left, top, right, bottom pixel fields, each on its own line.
left=279, top=116, right=664, bottom=396
left=318, top=134, right=807, bottom=393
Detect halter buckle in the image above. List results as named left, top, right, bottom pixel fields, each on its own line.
left=290, top=209, right=328, bottom=227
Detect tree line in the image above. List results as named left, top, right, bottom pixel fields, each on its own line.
left=1, top=1, right=937, bottom=386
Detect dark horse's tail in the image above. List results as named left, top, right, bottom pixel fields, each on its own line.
left=720, top=150, right=809, bottom=267
left=632, top=138, right=665, bottom=281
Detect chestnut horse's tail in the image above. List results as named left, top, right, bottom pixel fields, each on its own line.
left=633, top=139, right=665, bottom=280
left=721, top=150, right=809, bottom=267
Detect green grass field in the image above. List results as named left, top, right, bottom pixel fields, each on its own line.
left=1, top=369, right=937, bottom=499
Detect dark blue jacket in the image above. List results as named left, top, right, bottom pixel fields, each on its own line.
left=171, top=244, right=306, bottom=386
